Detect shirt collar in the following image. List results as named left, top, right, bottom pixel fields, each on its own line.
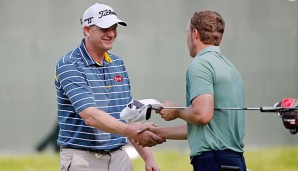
left=79, top=39, right=113, bottom=66
left=196, top=46, right=221, bottom=58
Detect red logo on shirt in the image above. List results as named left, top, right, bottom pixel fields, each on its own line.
left=114, top=75, right=123, bottom=82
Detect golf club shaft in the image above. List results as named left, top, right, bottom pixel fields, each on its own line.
left=159, top=106, right=298, bottom=112
left=161, top=106, right=260, bottom=110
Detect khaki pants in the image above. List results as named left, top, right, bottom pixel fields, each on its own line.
left=60, top=147, right=132, bottom=171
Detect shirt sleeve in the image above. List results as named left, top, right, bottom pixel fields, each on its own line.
left=187, top=58, right=214, bottom=102
left=56, top=61, right=96, bottom=113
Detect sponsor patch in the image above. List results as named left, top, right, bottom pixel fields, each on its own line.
left=114, top=75, right=123, bottom=82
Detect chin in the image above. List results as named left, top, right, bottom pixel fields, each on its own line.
left=104, top=45, right=113, bottom=50
left=102, top=42, right=114, bottom=50
left=189, top=52, right=195, bottom=58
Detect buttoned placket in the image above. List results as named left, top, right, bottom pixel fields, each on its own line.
left=96, top=61, right=112, bottom=91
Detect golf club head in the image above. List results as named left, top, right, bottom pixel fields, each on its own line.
left=145, top=104, right=163, bottom=120
left=274, top=98, right=298, bottom=134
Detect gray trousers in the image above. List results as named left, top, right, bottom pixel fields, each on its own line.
left=60, top=147, right=132, bottom=171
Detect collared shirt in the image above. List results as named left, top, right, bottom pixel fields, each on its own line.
left=186, top=46, right=245, bottom=157
left=55, top=39, right=131, bottom=151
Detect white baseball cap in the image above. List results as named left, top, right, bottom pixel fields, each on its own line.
left=120, top=99, right=162, bottom=123
left=82, top=3, right=127, bottom=28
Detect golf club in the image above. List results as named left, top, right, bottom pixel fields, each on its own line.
left=147, top=105, right=298, bottom=114
left=145, top=104, right=298, bottom=134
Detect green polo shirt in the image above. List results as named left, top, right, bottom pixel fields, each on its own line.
left=186, top=46, right=245, bottom=157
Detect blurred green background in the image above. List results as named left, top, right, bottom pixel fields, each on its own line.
left=0, top=0, right=298, bottom=169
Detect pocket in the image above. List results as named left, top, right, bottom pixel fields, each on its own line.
left=60, top=152, right=73, bottom=171
left=220, top=165, right=240, bottom=171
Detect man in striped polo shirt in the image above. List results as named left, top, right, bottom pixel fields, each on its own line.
left=55, top=3, right=164, bottom=171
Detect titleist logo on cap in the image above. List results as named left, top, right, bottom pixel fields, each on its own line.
left=83, top=9, right=117, bottom=24
left=82, top=3, right=127, bottom=28
left=98, top=9, right=117, bottom=19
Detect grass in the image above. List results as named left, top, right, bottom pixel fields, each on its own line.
left=0, top=154, right=60, bottom=171
left=133, top=149, right=192, bottom=171
left=244, top=147, right=298, bottom=171
left=0, top=147, right=297, bottom=171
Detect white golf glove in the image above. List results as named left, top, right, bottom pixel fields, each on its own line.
left=120, top=99, right=162, bottom=123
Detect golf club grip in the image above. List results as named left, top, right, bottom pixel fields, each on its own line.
left=260, top=106, right=298, bottom=112
left=260, top=106, right=279, bottom=112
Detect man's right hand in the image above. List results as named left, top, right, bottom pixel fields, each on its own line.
left=126, top=123, right=166, bottom=147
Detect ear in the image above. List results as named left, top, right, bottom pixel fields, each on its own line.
left=192, top=29, right=199, bottom=40
left=83, top=26, right=91, bottom=37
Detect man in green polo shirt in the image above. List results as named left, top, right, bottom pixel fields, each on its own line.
left=151, top=10, right=247, bottom=171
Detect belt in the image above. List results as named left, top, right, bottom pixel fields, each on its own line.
left=61, top=146, right=123, bottom=154
left=191, top=149, right=243, bottom=160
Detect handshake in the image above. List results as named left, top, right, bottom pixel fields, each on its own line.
left=125, top=122, right=166, bottom=147
left=121, top=99, right=186, bottom=147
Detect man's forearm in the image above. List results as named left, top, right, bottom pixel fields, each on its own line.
left=177, top=94, right=214, bottom=125
left=79, top=107, right=132, bottom=136
left=130, top=139, right=153, bottom=161
left=157, top=125, right=187, bottom=140
left=79, top=107, right=166, bottom=146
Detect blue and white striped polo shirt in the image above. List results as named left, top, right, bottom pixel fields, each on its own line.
left=55, top=39, right=131, bottom=151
